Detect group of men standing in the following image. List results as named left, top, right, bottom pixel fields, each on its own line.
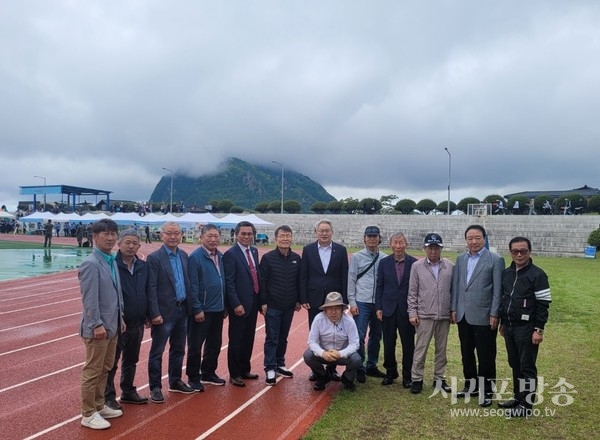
left=77, top=217, right=551, bottom=430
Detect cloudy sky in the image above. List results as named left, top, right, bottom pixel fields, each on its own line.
left=1, top=1, right=599, bottom=211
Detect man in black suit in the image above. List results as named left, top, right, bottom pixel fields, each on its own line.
left=375, top=232, right=417, bottom=387
left=300, top=219, right=349, bottom=380
left=147, top=222, right=195, bottom=403
left=223, top=221, right=261, bottom=387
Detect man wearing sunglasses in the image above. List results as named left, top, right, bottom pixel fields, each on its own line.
left=498, top=237, right=551, bottom=417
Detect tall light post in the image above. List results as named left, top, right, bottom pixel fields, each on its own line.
left=33, top=175, right=47, bottom=211
left=272, top=161, right=284, bottom=214
left=444, top=148, right=451, bottom=215
left=162, top=167, right=174, bottom=213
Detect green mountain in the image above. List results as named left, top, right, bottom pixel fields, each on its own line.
left=149, top=157, right=336, bottom=212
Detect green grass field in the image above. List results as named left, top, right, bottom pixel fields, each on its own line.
left=303, top=253, right=599, bottom=440
left=0, top=240, right=74, bottom=250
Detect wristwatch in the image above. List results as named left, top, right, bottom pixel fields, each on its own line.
left=534, top=327, right=544, bottom=335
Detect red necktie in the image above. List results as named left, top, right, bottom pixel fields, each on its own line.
left=246, top=248, right=259, bottom=293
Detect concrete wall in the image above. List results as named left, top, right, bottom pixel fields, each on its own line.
left=252, top=214, right=600, bottom=257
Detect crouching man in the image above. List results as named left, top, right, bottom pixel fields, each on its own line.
left=303, top=292, right=361, bottom=391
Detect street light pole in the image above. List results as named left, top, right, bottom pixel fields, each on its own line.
left=444, top=148, right=451, bottom=215
left=162, top=167, right=174, bottom=213
left=272, top=161, right=284, bottom=214
left=33, top=175, right=47, bottom=211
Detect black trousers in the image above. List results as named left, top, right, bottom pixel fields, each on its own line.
left=457, top=319, right=497, bottom=393
left=227, top=295, right=259, bottom=378
left=105, top=324, right=145, bottom=398
left=381, top=310, right=415, bottom=380
left=186, top=311, right=224, bottom=382
left=503, top=324, right=539, bottom=408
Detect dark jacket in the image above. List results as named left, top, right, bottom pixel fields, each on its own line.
left=299, top=241, right=348, bottom=308
left=223, top=244, right=261, bottom=318
left=188, top=246, right=226, bottom=314
left=259, top=248, right=301, bottom=310
left=115, top=251, right=148, bottom=327
left=500, top=259, right=551, bottom=329
left=375, top=253, right=417, bottom=317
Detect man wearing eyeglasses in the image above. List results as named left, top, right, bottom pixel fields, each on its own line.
left=223, top=221, right=262, bottom=387
left=498, top=237, right=551, bottom=417
left=300, top=219, right=349, bottom=381
left=147, top=222, right=195, bottom=403
left=451, top=225, right=504, bottom=407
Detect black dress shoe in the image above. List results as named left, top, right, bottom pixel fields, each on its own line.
left=455, top=387, right=479, bottom=398
left=365, top=367, right=387, bottom=378
left=510, top=404, right=532, bottom=418
left=105, top=398, right=122, bottom=410
left=401, top=378, right=412, bottom=389
left=313, top=374, right=330, bottom=391
left=120, top=392, right=149, bottom=405
left=498, top=398, right=519, bottom=409
left=356, top=369, right=366, bottom=383
left=229, top=376, right=246, bottom=387
left=433, top=379, right=452, bottom=393
left=308, top=372, right=318, bottom=381
left=340, top=374, right=356, bottom=391
left=327, top=368, right=341, bottom=382
left=479, top=393, right=493, bottom=407
left=241, top=373, right=259, bottom=380
left=381, top=377, right=394, bottom=386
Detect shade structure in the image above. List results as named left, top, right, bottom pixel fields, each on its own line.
left=0, top=211, right=15, bottom=219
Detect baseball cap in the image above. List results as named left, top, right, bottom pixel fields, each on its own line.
left=423, top=233, right=443, bottom=247
left=364, top=226, right=380, bottom=236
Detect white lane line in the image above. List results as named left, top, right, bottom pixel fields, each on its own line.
left=0, top=362, right=84, bottom=393
left=0, top=287, right=78, bottom=303
left=196, top=358, right=305, bottom=440
left=0, top=312, right=81, bottom=332
left=0, top=333, right=78, bottom=357
left=0, top=297, right=79, bottom=314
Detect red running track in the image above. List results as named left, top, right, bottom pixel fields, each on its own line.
left=0, top=235, right=338, bottom=440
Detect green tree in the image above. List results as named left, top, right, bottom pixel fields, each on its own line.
left=327, top=200, right=343, bottom=214
left=380, top=194, right=398, bottom=211
left=588, top=195, right=600, bottom=214
left=359, top=198, right=382, bottom=214
left=534, top=195, right=554, bottom=213
left=230, top=205, right=244, bottom=213
left=284, top=200, right=301, bottom=214
left=268, top=200, right=281, bottom=212
left=437, top=200, right=457, bottom=214
left=555, top=194, right=586, bottom=214
left=394, top=199, right=416, bottom=214
left=457, top=197, right=481, bottom=214
left=506, top=195, right=529, bottom=215
left=416, top=199, right=436, bottom=214
left=311, top=201, right=328, bottom=214
left=255, top=202, right=270, bottom=213
left=342, top=198, right=360, bottom=214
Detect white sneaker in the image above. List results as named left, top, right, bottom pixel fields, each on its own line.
left=81, top=412, right=111, bottom=430
left=98, top=405, right=123, bottom=419
left=266, top=370, right=276, bottom=386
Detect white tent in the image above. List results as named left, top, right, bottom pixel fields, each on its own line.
left=19, top=211, right=57, bottom=222
left=177, top=212, right=220, bottom=224
left=242, top=214, right=274, bottom=226
left=0, top=211, right=15, bottom=219
left=110, top=212, right=144, bottom=224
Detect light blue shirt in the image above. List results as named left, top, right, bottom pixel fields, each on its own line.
left=163, top=245, right=186, bottom=301
left=467, top=248, right=484, bottom=283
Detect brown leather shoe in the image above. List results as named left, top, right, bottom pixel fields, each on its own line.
left=229, top=376, right=246, bottom=387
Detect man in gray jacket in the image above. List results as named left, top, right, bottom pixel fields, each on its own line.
left=407, top=233, right=454, bottom=394
left=347, top=226, right=387, bottom=382
left=451, top=225, right=504, bottom=407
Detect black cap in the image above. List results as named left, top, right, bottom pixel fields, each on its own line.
left=364, top=226, right=380, bottom=236
left=424, top=233, right=443, bottom=247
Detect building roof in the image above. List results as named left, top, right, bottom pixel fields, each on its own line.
left=505, top=185, right=599, bottom=199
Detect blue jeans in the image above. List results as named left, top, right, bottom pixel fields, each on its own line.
left=263, top=307, right=295, bottom=371
left=353, top=301, right=382, bottom=371
left=148, top=306, right=188, bottom=389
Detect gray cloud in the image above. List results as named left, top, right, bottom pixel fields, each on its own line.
left=1, top=1, right=599, bottom=210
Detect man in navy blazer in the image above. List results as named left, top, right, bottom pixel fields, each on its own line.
left=451, top=224, right=504, bottom=407
left=299, top=219, right=349, bottom=327
left=147, top=222, right=195, bottom=403
left=223, top=221, right=262, bottom=387
left=78, top=219, right=125, bottom=430
left=299, top=219, right=348, bottom=381
left=375, top=232, right=417, bottom=387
